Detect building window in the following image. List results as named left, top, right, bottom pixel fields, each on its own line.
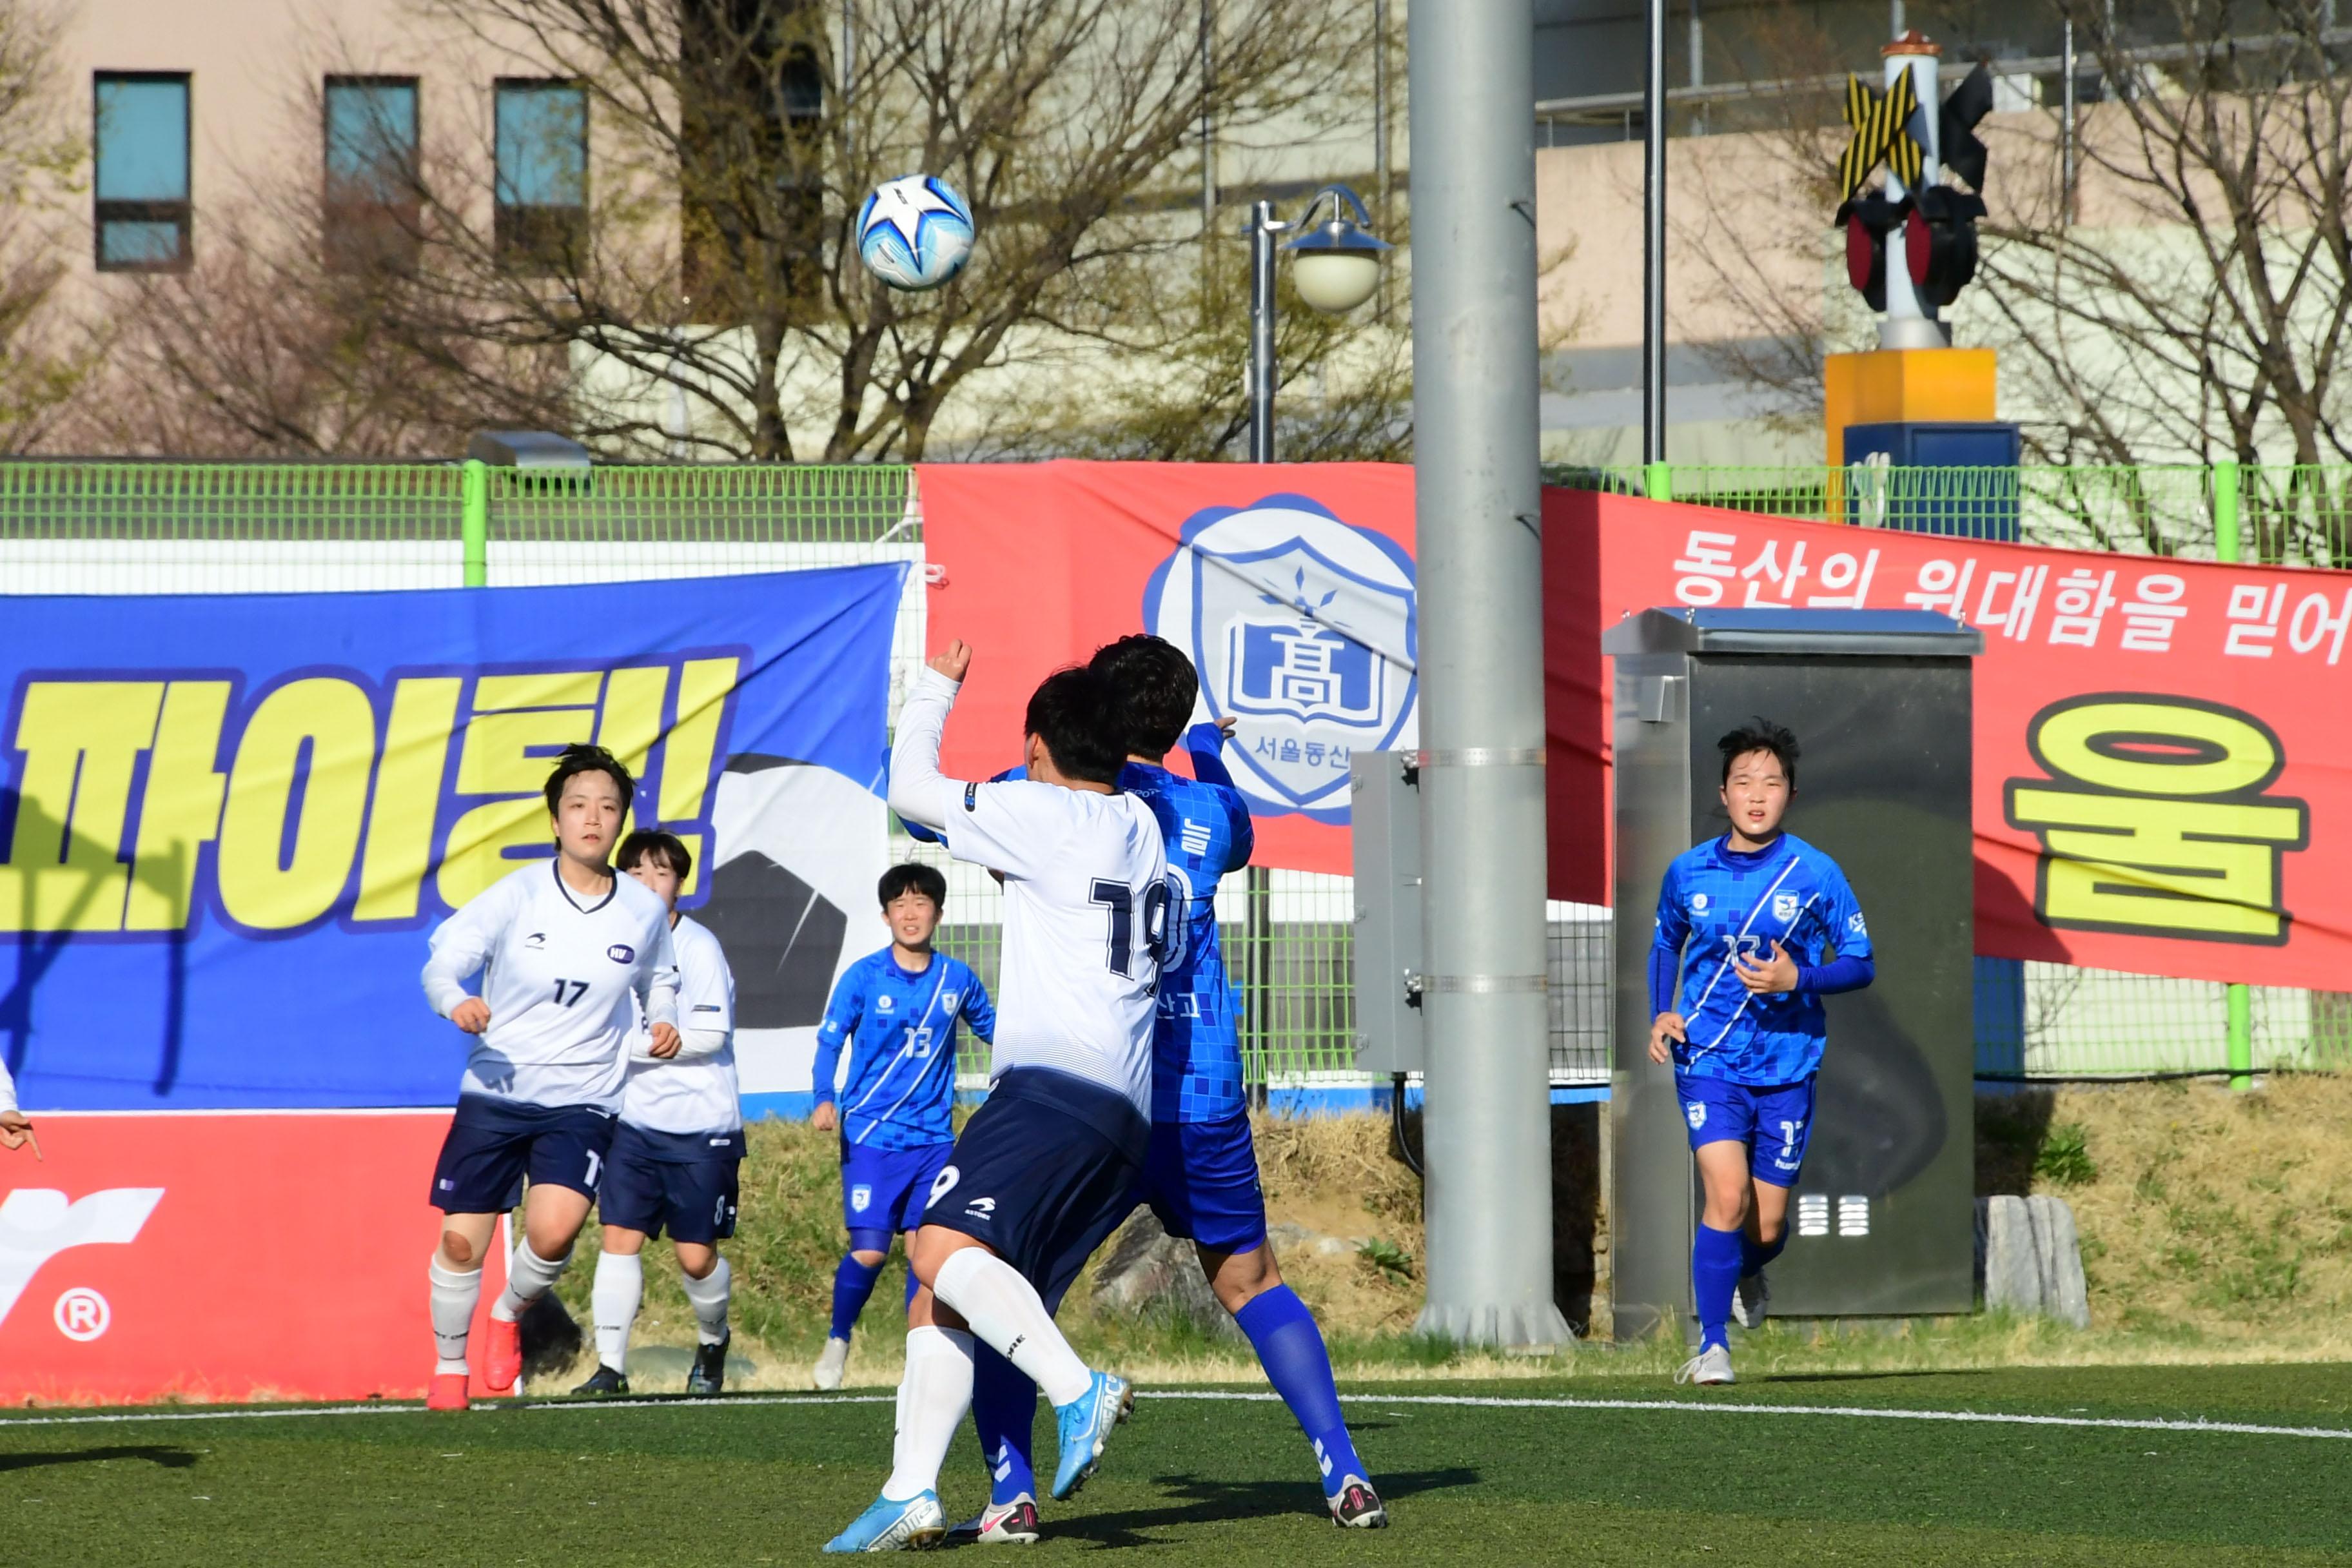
left=94, top=72, right=191, bottom=272
left=324, top=76, right=420, bottom=271
left=494, top=78, right=586, bottom=267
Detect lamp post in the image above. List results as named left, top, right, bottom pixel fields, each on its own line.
left=1245, top=183, right=1390, bottom=464
left=1239, top=181, right=1389, bottom=1106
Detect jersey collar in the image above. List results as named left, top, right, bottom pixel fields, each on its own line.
left=1710, top=831, right=1788, bottom=870
left=550, top=858, right=618, bottom=914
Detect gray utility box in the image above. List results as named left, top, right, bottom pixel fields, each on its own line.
left=1604, top=608, right=1981, bottom=1339
left=1350, top=750, right=1425, bottom=1074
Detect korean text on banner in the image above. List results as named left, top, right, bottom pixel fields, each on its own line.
left=914, top=461, right=1418, bottom=875
left=0, top=566, right=903, bottom=1111
left=1544, top=489, right=2352, bottom=993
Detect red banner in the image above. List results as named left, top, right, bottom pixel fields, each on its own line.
left=1545, top=489, right=2352, bottom=991
left=916, top=462, right=1418, bottom=875
left=0, top=1113, right=507, bottom=1404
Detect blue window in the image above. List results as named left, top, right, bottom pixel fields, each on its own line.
left=324, top=77, right=419, bottom=271
left=494, top=79, right=586, bottom=264
left=94, top=73, right=190, bottom=272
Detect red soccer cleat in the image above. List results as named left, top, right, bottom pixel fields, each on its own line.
left=426, top=1373, right=470, bottom=1411
left=483, top=1315, right=523, bottom=1392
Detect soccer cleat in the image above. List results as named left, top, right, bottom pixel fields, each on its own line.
left=1732, top=1269, right=1770, bottom=1331
left=482, top=1315, right=524, bottom=1393
left=1674, top=1344, right=1736, bottom=1386
left=425, top=1372, right=470, bottom=1412
left=571, top=1364, right=629, bottom=1397
left=1050, top=1371, right=1132, bottom=1502
left=1328, top=1475, right=1389, bottom=1529
left=945, top=1494, right=1042, bottom=1545
left=813, top=1335, right=851, bottom=1391
left=688, top=1333, right=729, bottom=1396
left=822, top=1489, right=947, bottom=1553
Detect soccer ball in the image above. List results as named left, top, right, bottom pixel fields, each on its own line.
left=855, top=175, right=975, bottom=291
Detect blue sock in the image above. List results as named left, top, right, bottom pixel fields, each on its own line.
left=1235, top=1284, right=1363, bottom=1496
left=1693, top=1224, right=1745, bottom=1351
left=828, top=1254, right=884, bottom=1342
left=904, top=1262, right=921, bottom=1308
left=971, top=1342, right=1040, bottom=1505
left=1741, top=1230, right=1788, bottom=1278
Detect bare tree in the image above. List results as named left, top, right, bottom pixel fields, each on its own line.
left=275, top=0, right=1371, bottom=463
left=1975, top=1, right=2352, bottom=564
left=0, top=0, right=97, bottom=451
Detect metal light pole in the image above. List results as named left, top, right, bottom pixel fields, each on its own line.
left=1409, top=0, right=1571, bottom=1348
left=1242, top=183, right=1387, bottom=1104
left=1642, top=0, right=1667, bottom=467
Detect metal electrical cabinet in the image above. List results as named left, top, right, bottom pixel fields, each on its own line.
left=1604, top=608, right=1981, bottom=1338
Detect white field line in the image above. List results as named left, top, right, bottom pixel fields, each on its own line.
left=0, top=1388, right=2346, bottom=1442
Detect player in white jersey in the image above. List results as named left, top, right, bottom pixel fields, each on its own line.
left=825, top=642, right=1165, bottom=1553
left=418, top=744, right=681, bottom=1413
left=574, top=829, right=743, bottom=1399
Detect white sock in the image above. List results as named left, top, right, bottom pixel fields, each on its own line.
left=591, top=1251, right=643, bottom=1373
left=429, top=1257, right=481, bottom=1376
left=493, top=1239, right=571, bottom=1323
left=681, top=1256, right=732, bottom=1346
left=882, top=1326, right=974, bottom=1501
left=932, top=1248, right=1092, bottom=1407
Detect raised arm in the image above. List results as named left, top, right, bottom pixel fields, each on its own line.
left=888, top=643, right=974, bottom=833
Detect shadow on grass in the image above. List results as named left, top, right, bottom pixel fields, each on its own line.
left=1050, top=1466, right=1478, bottom=1545
left=0, top=1444, right=200, bottom=1473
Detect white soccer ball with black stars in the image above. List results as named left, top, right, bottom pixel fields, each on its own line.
left=855, top=174, right=975, bottom=291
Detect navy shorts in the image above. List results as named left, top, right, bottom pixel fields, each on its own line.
left=841, top=1141, right=956, bottom=1237
left=431, top=1094, right=618, bottom=1213
left=598, top=1122, right=746, bottom=1245
left=1134, top=1110, right=1268, bottom=1253
left=925, top=1070, right=1142, bottom=1306
left=1676, top=1072, right=1817, bottom=1187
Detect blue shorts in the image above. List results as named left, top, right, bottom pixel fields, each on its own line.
left=841, top=1141, right=956, bottom=1237
left=430, top=1095, right=618, bottom=1213
left=1135, top=1110, right=1268, bottom=1253
left=598, top=1122, right=745, bottom=1245
left=1676, top=1073, right=1817, bottom=1187
left=925, top=1069, right=1142, bottom=1306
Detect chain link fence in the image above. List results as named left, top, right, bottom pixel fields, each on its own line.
left=4, top=457, right=2341, bottom=1087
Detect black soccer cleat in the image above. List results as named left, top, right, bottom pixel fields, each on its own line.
left=571, top=1364, right=629, bottom=1398
left=1328, top=1476, right=1389, bottom=1529
left=687, top=1333, right=729, bottom=1396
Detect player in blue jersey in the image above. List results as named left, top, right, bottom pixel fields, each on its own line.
left=956, top=635, right=1384, bottom=1542
left=1648, top=719, right=1875, bottom=1387
left=808, top=863, right=995, bottom=1391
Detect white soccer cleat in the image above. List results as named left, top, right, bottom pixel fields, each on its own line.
left=946, top=1494, right=1042, bottom=1545
left=1731, top=1270, right=1770, bottom=1331
left=813, top=1335, right=851, bottom=1391
left=1674, top=1344, right=1736, bottom=1386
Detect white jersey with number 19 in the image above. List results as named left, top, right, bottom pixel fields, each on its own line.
left=888, top=667, right=1166, bottom=1121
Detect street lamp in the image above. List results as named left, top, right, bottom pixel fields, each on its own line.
left=1246, top=182, right=1391, bottom=464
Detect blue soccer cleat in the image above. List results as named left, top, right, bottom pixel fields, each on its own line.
left=822, top=1489, right=946, bottom=1553
left=1050, top=1371, right=1133, bottom=1501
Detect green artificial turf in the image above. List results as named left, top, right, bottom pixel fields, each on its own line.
left=3, top=1365, right=2348, bottom=1565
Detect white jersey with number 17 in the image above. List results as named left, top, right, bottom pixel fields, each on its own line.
left=888, top=668, right=1166, bottom=1121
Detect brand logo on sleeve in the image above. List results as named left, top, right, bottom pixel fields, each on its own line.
left=1848, top=912, right=1868, bottom=936
left=606, top=944, right=635, bottom=963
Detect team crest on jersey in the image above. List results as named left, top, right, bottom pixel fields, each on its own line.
left=943, top=991, right=961, bottom=1008
left=1773, top=893, right=1799, bottom=922
left=1685, top=1102, right=1707, bottom=1130
left=1690, top=893, right=1709, bottom=913
left=849, top=1184, right=872, bottom=1213
left=606, top=944, right=634, bottom=963
left=1141, top=494, right=1417, bottom=823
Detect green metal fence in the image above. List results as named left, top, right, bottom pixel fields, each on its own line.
left=3, top=457, right=2343, bottom=1084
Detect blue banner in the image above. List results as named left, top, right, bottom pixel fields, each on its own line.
left=0, top=566, right=904, bottom=1110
